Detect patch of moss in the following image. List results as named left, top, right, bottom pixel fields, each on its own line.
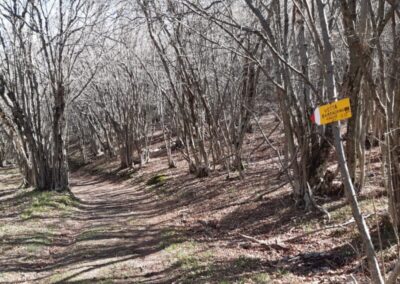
left=28, top=232, right=54, bottom=245
left=158, top=228, right=184, bottom=249
left=20, top=191, right=78, bottom=220
left=20, top=229, right=55, bottom=255
left=224, top=276, right=279, bottom=284
left=252, top=272, right=271, bottom=283
left=276, top=268, right=290, bottom=277
left=25, top=243, right=45, bottom=254
left=165, top=241, right=215, bottom=283
left=77, top=227, right=107, bottom=241
left=146, top=174, right=168, bottom=186
left=234, top=255, right=261, bottom=270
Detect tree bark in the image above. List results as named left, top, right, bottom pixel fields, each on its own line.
left=51, top=83, right=69, bottom=191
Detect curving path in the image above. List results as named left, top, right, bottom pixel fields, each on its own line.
left=0, top=168, right=184, bottom=284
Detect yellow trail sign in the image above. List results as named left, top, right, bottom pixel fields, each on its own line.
left=311, top=98, right=352, bottom=125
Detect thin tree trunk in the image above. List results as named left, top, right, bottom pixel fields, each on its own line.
left=317, top=1, right=384, bottom=282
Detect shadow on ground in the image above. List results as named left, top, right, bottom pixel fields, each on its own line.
left=0, top=157, right=387, bottom=284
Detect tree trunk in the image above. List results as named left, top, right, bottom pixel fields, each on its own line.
left=51, top=84, right=69, bottom=191
left=119, top=142, right=133, bottom=169
left=317, top=1, right=384, bottom=282
left=163, top=126, right=176, bottom=168
left=0, top=150, right=4, bottom=167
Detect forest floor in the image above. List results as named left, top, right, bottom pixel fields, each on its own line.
left=0, top=116, right=398, bottom=284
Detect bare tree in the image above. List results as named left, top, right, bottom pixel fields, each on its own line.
left=0, top=0, right=105, bottom=190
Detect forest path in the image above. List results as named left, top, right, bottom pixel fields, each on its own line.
left=0, top=151, right=375, bottom=283
left=0, top=166, right=184, bottom=284
left=52, top=169, right=180, bottom=283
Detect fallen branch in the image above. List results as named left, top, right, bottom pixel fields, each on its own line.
left=238, top=233, right=289, bottom=251
left=287, top=213, right=378, bottom=243
left=255, top=180, right=290, bottom=201
left=306, top=182, right=331, bottom=222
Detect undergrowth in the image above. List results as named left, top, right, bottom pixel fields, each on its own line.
left=20, top=190, right=78, bottom=220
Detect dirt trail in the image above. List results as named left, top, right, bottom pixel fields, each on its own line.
left=0, top=167, right=186, bottom=284
left=0, top=115, right=393, bottom=284
left=53, top=171, right=180, bottom=283
left=1, top=141, right=386, bottom=283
